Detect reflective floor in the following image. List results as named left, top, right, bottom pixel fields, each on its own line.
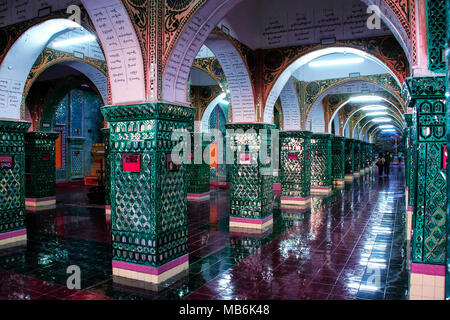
left=0, top=166, right=408, bottom=300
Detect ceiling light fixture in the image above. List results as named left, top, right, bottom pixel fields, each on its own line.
left=52, top=34, right=96, bottom=48
left=366, top=112, right=388, bottom=116
left=372, top=118, right=392, bottom=123
left=309, top=57, right=364, bottom=68
left=349, top=96, right=383, bottom=103
left=361, top=105, right=388, bottom=111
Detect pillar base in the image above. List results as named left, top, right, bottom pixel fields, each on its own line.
left=0, top=229, right=27, bottom=248
left=409, top=263, right=445, bottom=300
left=311, top=186, right=332, bottom=196
left=333, top=179, right=344, bottom=188
left=187, top=192, right=210, bottom=201
left=344, top=174, right=354, bottom=183
left=229, top=215, right=273, bottom=230
left=280, top=196, right=311, bottom=206
left=353, top=172, right=360, bottom=178
left=112, top=254, right=189, bottom=285
left=25, top=196, right=56, bottom=209
left=105, top=205, right=111, bottom=215
left=229, top=224, right=273, bottom=236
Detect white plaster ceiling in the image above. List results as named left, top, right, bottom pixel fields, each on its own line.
left=195, top=45, right=215, bottom=59
left=0, top=0, right=81, bottom=27
left=47, top=28, right=105, bottom=61
left=190, top=67, right=218, bottom=86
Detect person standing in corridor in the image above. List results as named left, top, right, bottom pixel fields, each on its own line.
left=384, top=151, right=392, bottom=176
left=376, top=152, right=385, bottom=176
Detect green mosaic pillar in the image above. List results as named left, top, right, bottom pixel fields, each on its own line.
left=360, top=142, right=367, bottom=175
left=364, top=142, right=370, bottom=173
left=68, top=137, right=85, bottom=181
left=226, top=123, right=275, bottom=231
left=187, top=132, right=210, bottom=201
left=370, top=143, right=375, bottom=172
left=353, top=140, right=361, bottom=178
left=24, top=132, right=58, bottom=210
left=446, top=2, right=450, bottom=299
left=101, top=128, right=111, bottom=215
left=344, top=138, right=355, bottom=183
left=403, top=77, right=447, bottom=300
left=0, top=120, right=31, bottom=247
left=273, top=133, right=281, bottom=192
left=310, top=133, right=333, bottom=195
left=366, top=143, right=372, bottom=173
left=102, top=103, right=194, bottom=285
left=279, top=130, right=312, bottom=207
left=332, top=136, right=345, bottom=188
left=404, top=114, right=415, bottom=242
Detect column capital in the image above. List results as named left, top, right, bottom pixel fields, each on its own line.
left=101, top=102, right=195, bottom=123
left=25, top=131, right=59, bottom=141
left=332, top=136, right=346, bottom=142
left=345, top=138, right=355, bottom=144
left=225, top=122, right=276, bottom=131
left=0, top=119, right=31, bottom=133
left=311, top=133, right=334, bottom=140
left=280, top=130, right=313, bottom=139
left=401, top=76, right=446, bottom=106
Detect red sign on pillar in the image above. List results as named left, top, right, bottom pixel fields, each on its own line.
left=288, top=152, right=298, bottom=160
left=239, top=153, right=251, bottom=165
left=123, top=154, right=141, bottom=172
left=0, top=156, right=14, bottom=169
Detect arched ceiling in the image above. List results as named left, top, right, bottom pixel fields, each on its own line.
left=218, top=0, right=392, bottom=50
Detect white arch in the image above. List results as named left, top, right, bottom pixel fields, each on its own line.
left=360, top=0, right=412, bottom=65
left=203, top=35, right=255, bottom=123
left=353, top=113, right=404, bottom=140
left=0, top=0, right=145, bottom=120
left=368, top=123, right=403, bottom=141
left=55, top=61, right=108, bottom=105
left=279, top=79, right=301, bottom=130
left=306, top=100, right=325, bottom=133
left=163, top=0, right=411, bottom=108
left=344, top=125, right=351, bottom=138
left=341, top=97, right=405, bottom=134
left=81, top=0, right=145, bottom=104
left=201, top=94, right=224, bottom=132
left=326, top=87, right=402, bottom=132
left=333, top=115, right=340, bottom=136
left=0, top=19, right=80, bottom=119
left=162, top=0, right=244, bottom=105
left=263, top=47, right=402, bottom=124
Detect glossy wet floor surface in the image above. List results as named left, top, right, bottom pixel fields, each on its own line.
left=0, top=167, right=408, bottom=300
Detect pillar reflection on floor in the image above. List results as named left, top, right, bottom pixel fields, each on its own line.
left=0, top=166, right=409, bottom=300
